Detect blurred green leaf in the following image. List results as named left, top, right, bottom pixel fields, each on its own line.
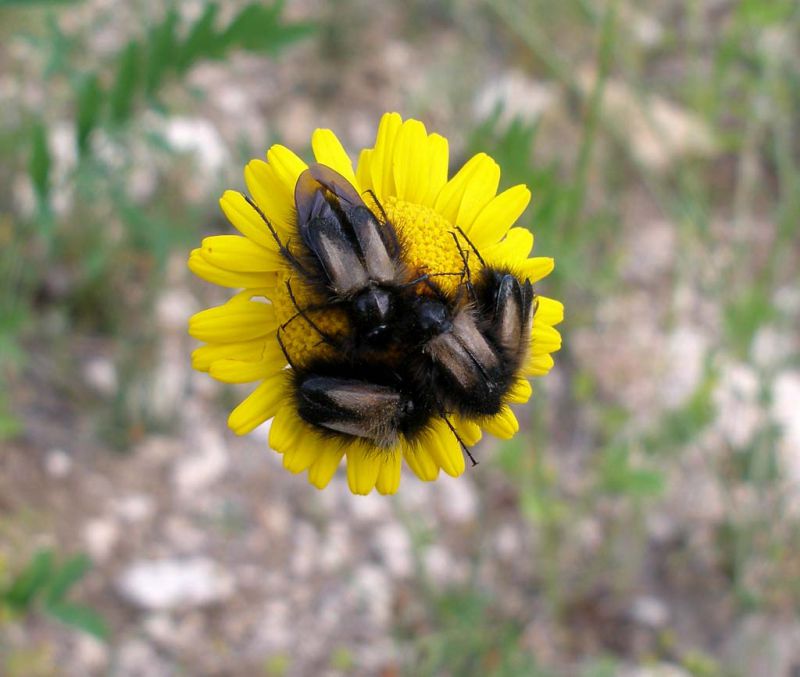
left=221, top=1, right=315, bottom=54
left=0, top=0, right=80, bottom=5
left=2, top=550, right=53, bottom=610
left=724, top=284, right=776, bottom=358
left=176, top=2, right=221, bottom=71
left=109, top=41, right=141, bottom=125
left=644, top=370, right=715, bottom=454
left=597, top=446, right=664, bottom=498
left=45, top=554, right=91, bottom=604
left=0, top=408, right=22, bottom=440
left=29, top=121, right=51, bottom=203
left=466, top=108, right=540, bottom=189
left=46, top=602, right=109, bottom=640
left=76, top=73, right=103, bottom=154
left=736, top=0, right=797, bottom=25
left=144, top=7, right=179, bottom=96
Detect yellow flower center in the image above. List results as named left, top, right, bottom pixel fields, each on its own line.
left=383, top=197, right=466, bottom=295
left=271, top=196, right=470, bottom=367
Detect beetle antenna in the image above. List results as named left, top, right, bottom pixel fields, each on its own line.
left=284, top=279, right=341, bottom=349
left=443, top=416, right=478, bottom=467
left=454, top=225, right=486, bottom=267
left=363, top=188, right=390, bottom=224
left=275, top=329, right=297, bottom=370
left=449, top=231, right=477, bottom=303
left=243, top=194, right=313, bottom=278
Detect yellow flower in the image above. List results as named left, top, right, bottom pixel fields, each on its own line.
left=188, top=112, right=563, bottom=495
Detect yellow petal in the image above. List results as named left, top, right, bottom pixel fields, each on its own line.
left=266, top=144, right=308, bottom=193
left=525, top=353, right=555, bottom=377
left=227, top=287, right=277, bottom=303
left=282, top=437, right=318, bottom=474
left=468, top=184, right=531, bottom=250
left=312, top=129, right=358, bottom=190
left=356, top=148, right=374, bottom=194
left=452, top=416, right=482, bottom=447
left=402, top=439, right=440, bottom=481
left=375, top=452, right=402, bottom=495
left=346, top=447, right=382, bottom=495
left=434, top=153, right=500, bottom=229
left=244, top=160, right=295, bottom=237
left=530, top=325, right=562, bottom=355
left=268, top=405, right=304, bottom=453
left=219, top=190, right=277, bottom=250
left=308, top=446, right=345, bottom=489
left=423, top=133, right=449, bottom=207
left=208, top=346, right=286, bottom=384
left=484, top=227, right=534, bottom=262
left=188, top=249, right=278, bottom=289
left=519, top=257, right=555, bottom=283
left=227, top=371, right=288, bottom=435
left=427, top=420, right=465, bottom=478
left=370, top=112, right=402, bottom=200
left=191, top=339, right=269, bottom=372
left=534, top=296, right=564, bottom=326
left=481, top=406, right=519, bottom=440
left=392, top=119, right=429, bottom=204
left=506, top=378, right=533, bottom=404
left=189, top=300, right=277, bottom=343
left=199, top=235, right=282, bottom=273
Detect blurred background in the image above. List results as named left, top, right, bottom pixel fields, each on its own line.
left=1, top=0, right=799, bottom=675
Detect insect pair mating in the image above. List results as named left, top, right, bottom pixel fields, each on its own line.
left=249, top=163, right=535, bottom=463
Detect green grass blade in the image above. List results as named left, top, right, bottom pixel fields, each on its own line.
left=76, top=73, right=103, bottom=154
left=109, top=41, right=141, bottom=125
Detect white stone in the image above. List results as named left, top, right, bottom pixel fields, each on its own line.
left=713, top=362, right=762, bottom=448
left=173, top=429, right=229, bottom=496
left=494, top=524, right=520, bottom=559
left=374, top=522, right=413, bottom=578
left=163, top=516, right=207, bottom=552
left=82, top=517, right=120, bottom=563
left=423, top=545, right=467, bottom=587
left=773, top=372, right=800, bottom=483
left=630, top=595, right=669, bottom=628
left=437, top=474, right=478, bottom=523
left=775, top=285, right=800, bottom=316
left=72, top=634, right=109, bottom=673
left=83, top=357, right=118, bottom=396
left=349, top=564, right=392, bottom=629
left=347, top=490, right=391, bottom=523
left=623, top=220, right=676, bottom=283
left=163, top=116, right=228, bottom=174
left=113, top=494, right=155, bottom=523
left=319, top=523, right=351, bottom=573
left=395, top=475, right=434, bottom=512
left=116, top=558, right=235, bottom=610
left=661, top=326, right=707, bottom=410
left=578, top=68, right=716, bottom=171
left=622, top=665, right=690, bottom=677
left=290, top=521, right=318, bottom=579
left=473, top=70, right=558, bottom=126
left=156, top=289, right=197, bottom=333
left=752, top=326, right=794, bottom=369
left=253, top=600, right=292, bottom=651
left=117, top=638, right=171, bottom=677
left=44, top=448, right=72, bottom=478
left=149, top=343, right=187, bottom=416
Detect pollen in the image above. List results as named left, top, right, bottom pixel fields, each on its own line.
left=383, top=197, right=470, bottom=294
left=271, top=272, right=350, bottom=367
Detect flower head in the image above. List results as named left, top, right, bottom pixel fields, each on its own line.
left=188, top=112, right=563, bottom=495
